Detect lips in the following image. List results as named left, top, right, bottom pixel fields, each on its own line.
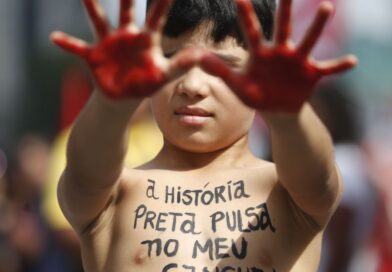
left=174, top=106, right=213, bottom=117
left=174, top=106, right=213, bottom=126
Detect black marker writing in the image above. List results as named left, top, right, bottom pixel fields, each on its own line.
left=161, top=264, right=273, bottom=272
left=141, top=238, right=179, bottom=257
left=146, top=179, right=159, bottom=200
left=210, top=202, right=276, bottom=233
left=162, top=263, right=177, bottom=272
left=165, top=180, right=250, bottom=206
left=134, top=205, right=201, bottom=235
left=192, top=237, right=247, bottom=260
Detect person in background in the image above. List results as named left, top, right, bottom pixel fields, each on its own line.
left=0, top=149, right=21, bottom=272
left=2, top=135, right=77, bottom=272
left=312, top=82, right=378, bottom=272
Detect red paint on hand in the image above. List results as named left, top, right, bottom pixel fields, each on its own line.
left=51, top=0, right=200, bottom=100
left=201, top=0, right=357, bottom=113
left=85, top=31, right=166, bottom=98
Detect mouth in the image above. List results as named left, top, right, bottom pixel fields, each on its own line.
left=175, top=106, right=213, bottom=117
left=174, top=106, right=213, bottom=126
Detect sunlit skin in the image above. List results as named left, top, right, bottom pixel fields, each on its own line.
left=200, top=0, right=357, bottom=112
left=51, top=0, right=203, bottom=98
left=51, top=0, right=357, bottom=271
left=51, top=0, right=356, bottom=107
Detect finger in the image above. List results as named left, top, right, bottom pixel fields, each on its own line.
left=146, top=0, right=172, bottom=32
left=236, top=0, right=263, bottom=51
left=168, top=48, right=205, bottom=78
left=83, top=0, right=110, bottom=39
left=50, top=31, right=91, bottom=58
left=119, top=0, right=134, bottom=28
left=200, top=52, right=243, bottom=90
left=297, top=2, right=334, bottom=56
left=275, top=0, right=293, bottom=45
left=316, top=55, right=358, bottom=75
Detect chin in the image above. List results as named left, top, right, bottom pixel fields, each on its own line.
left=166, top=133, right=237, bottom=154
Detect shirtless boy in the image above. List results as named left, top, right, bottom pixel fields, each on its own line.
left=51, top=0, right=357, bottom=271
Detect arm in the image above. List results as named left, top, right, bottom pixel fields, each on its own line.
left=200, top=0, right=357, bottom=228
left=51, top=0, right=203, bottom=232
left=264, top=105, right=340, bottom=227
left=58, top=93, right=138, bottom=232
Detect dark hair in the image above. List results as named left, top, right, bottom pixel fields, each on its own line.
left=147, top=0, right=276, bottom=44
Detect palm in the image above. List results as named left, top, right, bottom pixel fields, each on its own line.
left=51, top=0, right=199, bottom=99
left=87, top=31, right=164, bottom=97
left=242, top=45, right=319, bottom=111
left=201, top=0, right=357, bottom=113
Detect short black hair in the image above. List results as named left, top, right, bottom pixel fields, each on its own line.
left=147, top=0, right=276, bottom=44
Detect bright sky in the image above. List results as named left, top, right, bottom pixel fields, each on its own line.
left=343, top=0, right=392, bottom=42
left=101, top=0, right=147, bottom=27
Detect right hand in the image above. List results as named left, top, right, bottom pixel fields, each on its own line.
left=51, top=0, right=202, bottom=99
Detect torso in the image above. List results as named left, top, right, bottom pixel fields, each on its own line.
left=80, top=162, right=323, bottom=272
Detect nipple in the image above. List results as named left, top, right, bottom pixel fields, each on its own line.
left=258, top=249, right=272, bottom=267
left=134, top=247, right=148, bottom=265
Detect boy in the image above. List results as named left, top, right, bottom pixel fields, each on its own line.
left=51, top=0, right=357, bottom=271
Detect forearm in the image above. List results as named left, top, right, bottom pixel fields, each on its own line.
left=66, top=91, right=141, bottom=189
left=264, top=104, right=341, bottom=220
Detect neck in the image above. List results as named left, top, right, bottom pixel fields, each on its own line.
left=152, top=135, right=255, bottom=171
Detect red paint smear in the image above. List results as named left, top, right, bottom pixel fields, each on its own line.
left=119, top=0, right=133, bottom=27
left=147, top=0, right=171, bottom=31
left=83, top=0, right=109, bottom=38
left=86, top=31, right=166, bottom=99
left=60, top=66, right=92, bottom=130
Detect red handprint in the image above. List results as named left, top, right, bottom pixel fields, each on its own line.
left=51, top=0, right=201, bottom=99
left=200, top=0, right=357, bottom=113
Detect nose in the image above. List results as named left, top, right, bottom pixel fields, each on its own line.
left=176, top=67, right=210, bottom=99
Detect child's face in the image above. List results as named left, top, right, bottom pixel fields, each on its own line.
left=151, top=24, right=255, bottom=153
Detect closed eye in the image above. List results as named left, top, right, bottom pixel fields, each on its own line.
left=164, top=51, right=177, bottom=59
left=215, top=53, right=243, bottom=69
left=164, top=50, right=243, bottom=70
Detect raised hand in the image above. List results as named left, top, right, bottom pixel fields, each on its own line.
left=200, top=0, right=357, bottom=113
left=51, top=0, right=201, bottom=99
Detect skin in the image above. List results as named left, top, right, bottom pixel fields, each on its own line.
left=51, top=0, right=203, bottom=98
left=51, top=0, right=357, bottom=271
left=200, top=0, right=357, bottom=112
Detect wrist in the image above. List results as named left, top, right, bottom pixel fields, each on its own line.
left=261, top=104, right=306, bottom=129
left=94, top=90, right=143, bottom=116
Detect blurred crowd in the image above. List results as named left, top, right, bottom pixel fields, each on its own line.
left=1, top=0, right=392, bottom=271
left=0, top=135, right=82, bottom=272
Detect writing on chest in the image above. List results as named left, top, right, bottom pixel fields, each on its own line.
left=147, top=179, right=251, bottom=206
left=134, top=201, right=275, bottom=234
left=129, top=178, right=278, bottom=272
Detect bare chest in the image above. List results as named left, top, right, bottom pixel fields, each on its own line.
left=83, top=172, right=320, bottom=272
left=116, top=176, right=283, bottom=272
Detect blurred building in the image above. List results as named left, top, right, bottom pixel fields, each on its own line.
left=0, top=0, right=26, bottom=151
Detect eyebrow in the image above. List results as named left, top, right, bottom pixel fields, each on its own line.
left=164, top=50, right=242, bottom=66
left=214, top=53, right=242, bottom=64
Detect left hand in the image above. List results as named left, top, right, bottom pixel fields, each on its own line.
left=200, top=0, right=357, bottom=113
